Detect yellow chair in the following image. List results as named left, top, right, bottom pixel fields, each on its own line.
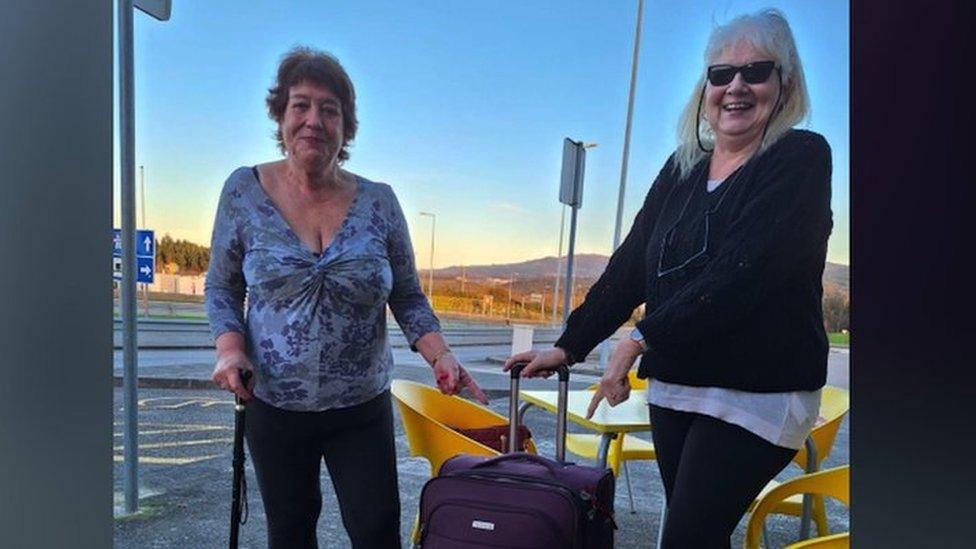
left=786, top=533, right=850, bottom=548
left=564, top=370, right=655, bottom=512
left=744, top=466, right=850, bottom=549
left=391, top=379, right=538, bottom=543
left=749, top=386, right=850, bottom=538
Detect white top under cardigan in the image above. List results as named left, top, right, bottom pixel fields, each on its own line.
left=646, top=177, right=821, bottom=451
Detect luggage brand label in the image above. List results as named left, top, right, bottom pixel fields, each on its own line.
left=471, top=520, right=495, bottom=531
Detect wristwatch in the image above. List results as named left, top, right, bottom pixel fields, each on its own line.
left=630, top=327, right=649, bottom=352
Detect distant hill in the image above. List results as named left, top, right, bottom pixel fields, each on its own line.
left=434, top=254, right=610, bottom=280
left=823, top=262, right=849, bottom=293
left=435, top=255, right=849, bottom=293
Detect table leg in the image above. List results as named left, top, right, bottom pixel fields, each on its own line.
left=656, top=496, right=666, bottom=549
left=596, top=433, right=615, bottom=468
left=517, top=402, right=534, bottom=428
left=799, top=436, right=820, bottom=540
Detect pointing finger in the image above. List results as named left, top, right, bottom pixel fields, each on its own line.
left=586, top=388, right=605, bottom=419
left=465, top=378, right=489, bottom=405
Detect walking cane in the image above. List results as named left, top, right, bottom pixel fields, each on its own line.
left=229, top=369, right=252, bottom=549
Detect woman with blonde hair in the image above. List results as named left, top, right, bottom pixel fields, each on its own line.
left=506, top=9, right=831, bottom=546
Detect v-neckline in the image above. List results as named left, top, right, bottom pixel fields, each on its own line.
left=249, top=166, right=362, bottom=259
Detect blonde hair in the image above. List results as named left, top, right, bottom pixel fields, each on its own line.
left=673, top=8, right=810, bottom=178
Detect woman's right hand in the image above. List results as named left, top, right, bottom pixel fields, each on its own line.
left=502, top=347, right=568, bottom=378
left=212, top=349, right=255, bottom=401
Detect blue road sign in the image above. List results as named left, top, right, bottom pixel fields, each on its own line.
left=114, top=228, right=155, bottom=283
left=137, top=257, right=154, bottom=283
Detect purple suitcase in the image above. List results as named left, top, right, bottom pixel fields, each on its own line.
left=416, top=363, right=616, bottom=548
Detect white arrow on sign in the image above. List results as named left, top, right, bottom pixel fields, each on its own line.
left=140, top=265, right=152, bottom=276
left=143, top=236, right=153, bottom=253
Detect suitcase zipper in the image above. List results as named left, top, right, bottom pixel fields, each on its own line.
left=456, top=470, right=615, bottom=527
left=421, top=497, right=573, bottom=548
left=435, top=473, right=587, bottom=548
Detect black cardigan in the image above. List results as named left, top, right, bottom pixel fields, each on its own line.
left=555, top=129, right=833, bottom=392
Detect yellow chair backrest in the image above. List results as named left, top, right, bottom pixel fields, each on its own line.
left=794, top=386, right=850, bottom=471
left=745, top=465, right=850, bottom=549
left=391, top=379, right=537, bottom=476
left=585, top=369, right=648, bottom=391
left=786, top=533, right=850, bottom=549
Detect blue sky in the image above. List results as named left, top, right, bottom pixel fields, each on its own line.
left=117, top=0, right=849, bottom=267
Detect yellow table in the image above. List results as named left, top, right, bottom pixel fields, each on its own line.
left=518, top=389, right=651, bottom=468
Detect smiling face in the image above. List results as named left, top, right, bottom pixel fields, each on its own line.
left=280, top=81, right=344, bottom=171
left=704, top=40, right=782, bottom=150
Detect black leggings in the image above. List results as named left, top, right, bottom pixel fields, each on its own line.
left=649, top=404, right=797, bottom=549
left=245, top=391, right=401, bottom=549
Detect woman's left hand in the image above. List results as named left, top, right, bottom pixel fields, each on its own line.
left=586, top=338, right=643, bottom=419
left=433, top=353, right=489, bottom=405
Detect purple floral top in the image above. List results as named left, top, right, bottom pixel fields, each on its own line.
left=205, top=167, right=440, bottom=411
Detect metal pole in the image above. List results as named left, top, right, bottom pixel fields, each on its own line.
left=562, top=204, right=578, bottom=328
left=613, top=0, right=643, bottom=250
left=419, top=212, right=435, bottom=300
left=551, top=205, right=566, bottom=325
left=562, top=142, right=589, bottom=328
left=601, top=0, right=644, bottom=369
left=139, top=165, right=146, bottom=228
left=429, top=215, right=435, bottom=297
left=140, top=165, right=150, bottom=317
left=507, top=273, right=514, bottom=319
left=119, top=0, right=139, bottom=515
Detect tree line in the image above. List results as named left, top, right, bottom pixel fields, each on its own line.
left=156, top=235, right=210, bottom=275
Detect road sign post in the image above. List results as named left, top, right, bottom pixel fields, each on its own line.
left=119, top=0, right=170, bottom=516
left=558, top=138, right=592, bottom=328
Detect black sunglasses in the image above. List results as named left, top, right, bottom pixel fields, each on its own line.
left=707, top=60, right=778, bottom=86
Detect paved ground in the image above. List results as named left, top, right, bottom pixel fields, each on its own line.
left=113, top=342, right=849, bottom=548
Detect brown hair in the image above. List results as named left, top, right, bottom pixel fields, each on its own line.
left=266, top=46, right=358, bottom=162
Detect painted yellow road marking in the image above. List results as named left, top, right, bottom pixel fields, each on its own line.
left=112, top=421, right=235, bottom=466
left=112, top=424, right=230, bottom=437
left=112, top=454, right=223, bottom=465
left=137, top=396, right=232, bottom=409
left=114, top=437, right=234, bottom=451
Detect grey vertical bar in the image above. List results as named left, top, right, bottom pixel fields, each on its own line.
left=1, top=1, right=113, bottom=545
left=562, top=144, right=584, bottom=327
left=552, top=205, right=566, bottom=325
left=508, top=373, right=521, bottom=453
left=429, top=215, right=435, bottom=297
left=119, top=0, right=140, bottom=514
left=562, top=204, right=578, bottom=327
left=601, top=0, right=644, bottom=370
left=555, top=377, right=568, bottom=462
left=612, top=0, right=644, bottom=250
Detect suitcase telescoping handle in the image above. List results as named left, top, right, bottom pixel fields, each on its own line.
left=508, top=362, right=570, bottom=462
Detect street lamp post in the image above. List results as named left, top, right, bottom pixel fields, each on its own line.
left=600, top=0, right=644, bottom=370
left=419, top=212, right=436, bottom=300
left=507, top=272, right=517, bottom=319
